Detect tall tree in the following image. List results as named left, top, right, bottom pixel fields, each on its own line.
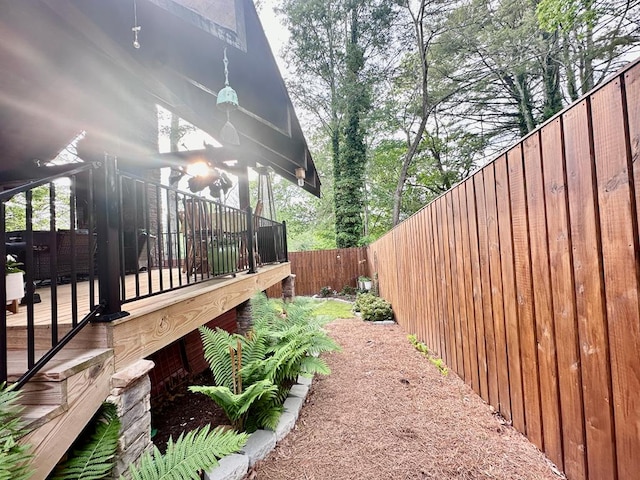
left=277, top=0, right=395, bottom=246
left=390, top=0, right=459, bottom=226
left=537, top=0, right=639, bottom=100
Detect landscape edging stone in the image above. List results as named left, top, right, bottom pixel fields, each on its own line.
left=204, top=375, right=313, bottom=479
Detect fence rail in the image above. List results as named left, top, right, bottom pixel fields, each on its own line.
left=368, top=58, right=640, bottom=480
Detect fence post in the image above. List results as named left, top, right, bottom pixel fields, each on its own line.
left=95, top=155, right=128, bottom=321
left=246, top=206, right=256, bottom=274
left=282, top=220, right=289, bottom=263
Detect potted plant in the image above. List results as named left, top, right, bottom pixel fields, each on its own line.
left=358, top=276, right=372, bottom=291
left=5, top=254, right=25, bottom=311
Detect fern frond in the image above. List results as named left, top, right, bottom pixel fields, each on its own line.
left=189, top=380, right=277, bottom=427
left=0, top=383, right=32, bottom=480
left=51, top=403, right=120, bottom=480
left=124, top=425, right=247, bottom=480
left=199, top=326, right=236, bottom=389
left=300, top=356, right=331, bottom=376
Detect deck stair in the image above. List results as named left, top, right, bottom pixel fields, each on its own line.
left=8, top=346, right=114, bottom=480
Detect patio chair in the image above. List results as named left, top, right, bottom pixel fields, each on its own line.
left=237, top=200, right=262, bottom=270
left=180, top=199, right=212, bottom=274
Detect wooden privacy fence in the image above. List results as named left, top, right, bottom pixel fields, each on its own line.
left=266, top=247, right=368, bottom=297
left=368, top=58, right=640, bottom=480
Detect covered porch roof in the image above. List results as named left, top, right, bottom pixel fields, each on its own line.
left=0, top=0, right=320, bottom=196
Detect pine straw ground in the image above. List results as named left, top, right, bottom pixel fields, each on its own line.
left=252, top=318, right=562, bottom=480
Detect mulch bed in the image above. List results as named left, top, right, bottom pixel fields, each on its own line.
left=151, top=370, right=229, bottom=453
left=252, top=318, right=563, bottom=480
left=151, top=317, right=563, bottom=479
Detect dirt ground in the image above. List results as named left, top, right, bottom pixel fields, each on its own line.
left=252, top=318, right=562, bottom=480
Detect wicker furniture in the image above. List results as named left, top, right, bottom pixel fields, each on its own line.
left=5, top=230, right=95, bottom=283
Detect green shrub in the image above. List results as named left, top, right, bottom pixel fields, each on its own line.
left=354, top=293, right=393, bottom=321
left=340, top=285, right=357, bottom=296
left=318, top=286, right=333, bottom=297
left=192, top=294, right=340, bottom=433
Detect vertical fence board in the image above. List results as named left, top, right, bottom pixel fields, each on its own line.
left=458, top=183, right=479, bottom=390
left=623, top=68, right=640, bottom=480
left=564, top=99, right=617, bottom=480
left=429, top=205, right=445, bottom=359
left=496, top=153, right=525, bottom=432
left=592, top=78, right=640, bottom=480
left=467, top=179, right=489, bottom=401
left=507, top=145, right=542, bottom=448
left=450, top=190, right=468, bottom=380
left=541, top=118, right=587, bottom=480
left=484, top=162, right=512, bottom=420
left=474, top=172, right=499, bottom=407
left=438, top=198, right=453, bottom=369
left=523, top=132, right=564, bottom=468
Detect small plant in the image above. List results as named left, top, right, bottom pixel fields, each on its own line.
left=318, top=286, right=333, bottom=297
left=5, top=254, right=24, bottom=275
left=357, top=276, right=370, bottom=283
left=354, top=292, right=393, bottom=321
left=408, top=334, right=448, bottom=376
left=340, top=285, right=357, bottom=296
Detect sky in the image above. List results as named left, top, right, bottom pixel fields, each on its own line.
left=255, top=1, right=290, bottom=76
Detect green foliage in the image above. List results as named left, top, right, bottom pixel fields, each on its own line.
left=0, top=383, right=32, bottom=480
left=354, top=292, right=393, bottom=322
left=51, top=403, right=120, bottom=480
left=318, top=286, right=333, bottom=298
left=189, top=382, right=279, bottom=431
left=124, top=425, right=248, bottom=480
left=5, top=255, right=24, bottom=275
left=408, top=334, right=448, bottom=376
left=193, top=294, right=340, bottom=433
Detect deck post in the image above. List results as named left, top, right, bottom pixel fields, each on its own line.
left=95, top=154, right=128, bottom=321
left=246, top=206, right=256, bottom=274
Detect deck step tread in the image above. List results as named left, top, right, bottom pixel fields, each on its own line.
left=7, top=348, right=113, bottom=382
left=21, top=403, right=67, bottom=430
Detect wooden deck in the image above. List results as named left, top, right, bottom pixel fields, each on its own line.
left=9, top=262, right=291, bottom=480
left=7, top=267, right=249, bottom=328
left=6, top=262, right=292, bottom=368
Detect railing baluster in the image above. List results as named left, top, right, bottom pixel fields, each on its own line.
left=50, top=182, right=58, bottom=344
left=0, top=202, right=7, bottom=384
left=70, top=175, right=78, bottom=327
left=156, top=184, right=163, bottom=292
left=88, top=168, right=96, bottom=309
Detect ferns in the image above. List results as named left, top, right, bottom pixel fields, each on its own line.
left=125, top=425, right=248, bottom=480
left=0, top=383, right=32, bottom=480
left=51, top=403, right=120, bottom=480
left=194, top=293, right=341, bottom=434
left=189, top=381, right=278, bottom=431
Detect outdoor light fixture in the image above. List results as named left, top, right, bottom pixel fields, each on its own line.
left=216, top=48, right=240, bottom=145
left=295, top=167, right=306, bottom=187
left=132, top=0, right=141, bottom=49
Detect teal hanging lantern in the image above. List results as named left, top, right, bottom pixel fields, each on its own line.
left=217, top=48, right=240, bottom=145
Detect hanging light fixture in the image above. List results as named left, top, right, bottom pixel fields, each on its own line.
left=132, top=0, right=141, bottom=49
left=216, top=48, right=240, bottom=145
left=295, top=167, right=306, bottom=187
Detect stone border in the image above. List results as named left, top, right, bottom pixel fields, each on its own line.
left=204, top=374, right=313, bottom=480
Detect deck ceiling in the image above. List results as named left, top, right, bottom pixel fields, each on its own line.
left=0, top=0, right=320, bottom=196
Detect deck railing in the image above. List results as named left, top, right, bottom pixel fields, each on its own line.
left=1, top=157, right=288, bottom=386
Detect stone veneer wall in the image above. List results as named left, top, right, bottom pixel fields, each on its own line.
left=107, top=359, right=155, bottom=479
